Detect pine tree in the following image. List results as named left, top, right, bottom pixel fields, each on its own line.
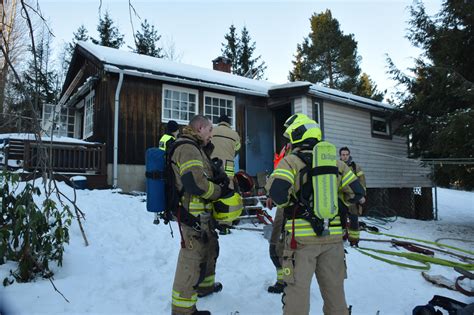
left=221, top=25, right=266, bottom=79
left=221, top=24, right=240, bottom=74
left=356, top=73, right=384, bottom=101
left=133, top=19, right=162, bottom=58
left=388, top=0, right=474, bottom=189
left=289, top=10, right=361, bottom=93
left=92, top=11, right=124, bottom=48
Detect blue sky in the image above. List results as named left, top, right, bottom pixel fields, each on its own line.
left=41, top=0, right=441, bottom=98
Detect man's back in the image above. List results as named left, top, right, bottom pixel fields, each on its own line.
left=211, top=122, right=240, bottom=163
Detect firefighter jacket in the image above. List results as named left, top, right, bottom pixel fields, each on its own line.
left=171, top=126, right=222, bottom=218
left=211, top=122, right=241, bottom=177
left=265, top=148, right=359, bottom=245
left=158, top=133, right=175, bottom=151
left=342, top=159, right=366, bottom=207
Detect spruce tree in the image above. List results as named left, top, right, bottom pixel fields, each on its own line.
left=61, top=25, right=89, bottom=77
left=92, top=11, right=124, bottom=48
left=237, top=26, right=266, bottom=79
left=221, top=25, right=266, bottom=79
left=289, top=10, right=361, bottom=93
left=133, top=19, right=163, bottom=58
left=221, top=24, right=240, bottom=74
left=388, top=0, right=474, bottom=189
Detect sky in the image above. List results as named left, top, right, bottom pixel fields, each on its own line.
left=39, top=0, right=442, bottom=98
left=1, top=182, right=473, bottom=314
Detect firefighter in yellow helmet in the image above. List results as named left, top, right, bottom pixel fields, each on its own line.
left=265, top=117, right=365, bottom=315
left=268, top=113, right=313, bottom=294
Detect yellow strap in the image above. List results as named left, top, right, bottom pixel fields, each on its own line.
left=341, top=171, right=356, bottom=188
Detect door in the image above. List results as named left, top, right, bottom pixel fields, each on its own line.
left=245, top=106, right=274, bottom=176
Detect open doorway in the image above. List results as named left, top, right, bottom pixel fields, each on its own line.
left=273, top=105, right=292, bottom=154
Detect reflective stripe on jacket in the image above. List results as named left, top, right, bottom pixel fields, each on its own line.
left=265, top=148, right=357, bottom=244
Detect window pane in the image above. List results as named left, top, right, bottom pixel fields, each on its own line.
left=227, top=100, right=232, bottom=108
left=181, top=101, right=188, bottom=112
left=373, top=118, right=388, bottom=133
left=164, top=109, right=171, bottom=118
left=164, top=99, right=171, bottom=109
left=180, top=92, right=188, bottom=101
left=172, top=111, right=179, bottom=119
left=180, top=111, right=187, bottom=120
left=205, top=105, right=211, bottom=115
left=189, top=94, right=196, bottom=102
left=165, top=89, right=171, bottom=98
left=172, top=100, right=179, bottom=110
left=212, top=98, right=218, bottom=106
left=213, top=106, right=218, bottom=115
left=226, top=108, right=232, bottom=117
left=220, top=99, right=226, bottom=107
left=189, top=104, right=196, bottom=113
left=172, top=91, right=180, bottom=100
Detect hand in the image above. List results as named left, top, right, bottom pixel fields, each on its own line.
left=359, top=197, right=366, bottom=205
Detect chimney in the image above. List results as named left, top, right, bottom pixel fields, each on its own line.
left=212, top=56, right=232, bottom=73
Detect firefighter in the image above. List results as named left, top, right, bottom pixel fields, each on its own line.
left=169, top=115, right=232, bottom=315
left=159, top=120, right=179, bottom=152
left=265, top=118, right=365, bottom=315
left=268, top=113, right=309, bottom=294
left=210, top=114, right=241, bottom=234
left=339, top=146, right=367, bottom=247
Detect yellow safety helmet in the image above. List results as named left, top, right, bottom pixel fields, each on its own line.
left=283, top=113, right=310, bottom=128
left=212, top=192, right=243, bottom=222
left=283, top=119, right=322, bottom=144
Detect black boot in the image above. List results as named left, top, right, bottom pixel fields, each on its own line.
left=267, top=282, right=285, bottom=294
left=198, top=282, right=223, bottom=298
left=192, top=310, right=211, bottom=315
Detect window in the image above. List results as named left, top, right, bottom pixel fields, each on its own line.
left=162, top=84, right=198, bottom=124
left=313, top=101, right=321, bottom=124
left=83, top=90, right=95, bottom=139
left=42, top=104, right=76, bottom=138
left=371, top=115, right=391, bottom=138
left=204, top=92, right=235, bottom=127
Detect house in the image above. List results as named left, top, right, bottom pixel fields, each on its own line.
left=56, top=41, right=433, bottom=219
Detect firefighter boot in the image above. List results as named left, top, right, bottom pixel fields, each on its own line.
left=197, top=282, right=223, bottom=298
left=267, top=281, right=286, bottom=294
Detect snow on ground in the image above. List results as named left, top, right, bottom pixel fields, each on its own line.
left=0, top=185, right=473, bottom=315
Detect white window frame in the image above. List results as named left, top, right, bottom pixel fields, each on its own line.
left=203, top=91, right=236, bottom=129
left=83, top=90, right=95, bottom=139
left=371, top=115, right=391, bottom=137
left=162, top=84, right=199, bottom=124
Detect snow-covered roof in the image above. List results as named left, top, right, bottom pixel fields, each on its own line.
left=77, top=41, right=273, bottom=96
left=76, top=41, right=393, bottom=111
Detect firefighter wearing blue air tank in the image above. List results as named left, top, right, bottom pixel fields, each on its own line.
left=265, top=117, right=365, bottom=315
left=169, top=115, right=240, bottom=315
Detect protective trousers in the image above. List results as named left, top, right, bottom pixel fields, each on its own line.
left=282, top=240, right=348, bottom=315
left=171, top=224, right=219, bottom=315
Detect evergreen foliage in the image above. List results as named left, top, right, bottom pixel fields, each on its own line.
left=11, top=28, right=60, bottom=132
left=92, top=11, right=124, bottom=48
left=221, top=25, right=266, bottom=79
left=388, top=0, right=474, bottom=189
left=61, top=25, right=90, bottom=78
left=289, top=10, right=384, bottom=100
left=0, top=171, right=72, bottom=284
left=133, top=19, right=163, bottom=58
